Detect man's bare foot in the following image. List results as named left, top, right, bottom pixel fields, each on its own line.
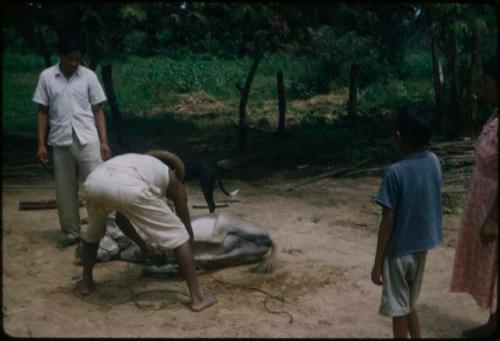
left=190, top=293, right=217, bottom=312
left=71, top=279, right=96, bottom=296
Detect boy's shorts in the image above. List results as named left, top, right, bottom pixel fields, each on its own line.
left=379, top=251, right=427, bottom=317
left=81, top=165, right=190, bottom=251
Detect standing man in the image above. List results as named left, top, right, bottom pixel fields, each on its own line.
left=33, top=35, right=112, bottom=248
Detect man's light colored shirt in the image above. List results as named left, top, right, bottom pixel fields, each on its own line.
left=33, top=64, right=107, bottom=146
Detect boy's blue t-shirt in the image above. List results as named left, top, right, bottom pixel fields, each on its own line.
left=376, top=150, right=443, bottom=258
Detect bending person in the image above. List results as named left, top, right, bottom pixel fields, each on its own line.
left=73, top=152, right=216, bottom=312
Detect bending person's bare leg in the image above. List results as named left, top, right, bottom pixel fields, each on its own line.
left=73, top=240, right=99, bottom=295
left=174, top=241, right=216, bottom=311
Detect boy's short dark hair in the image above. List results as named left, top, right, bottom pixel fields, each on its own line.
left=394, top=105, right=433, bottom=148
left=57, top=34, right=86, bottom=56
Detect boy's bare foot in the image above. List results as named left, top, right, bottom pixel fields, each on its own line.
left=190, top=293, right=217, bottom=312
left=71, top=279, right=96, bottom=296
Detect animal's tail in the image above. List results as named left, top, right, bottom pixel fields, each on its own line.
left=218, top=177, right=240, bottom=196
left=250, top=239, right=276, bottom=274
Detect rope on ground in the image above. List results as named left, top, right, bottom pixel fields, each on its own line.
left=264, top=296, right=294, bottom=324
left=210, top=276, right=294, bottom=324
left=54, top=263, right=293, bottom=321
left=51, top=263, right=187, bottom=311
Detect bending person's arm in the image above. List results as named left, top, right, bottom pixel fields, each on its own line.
left=166, top=169, right=195, bottom=243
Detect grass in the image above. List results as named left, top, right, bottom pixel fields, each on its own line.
left=3, top=50, right=435, bottom=131
left=3, top=54, right=46, bottom=132
left=101, top=52, right=312, bottom=115
left=2, top=51, right=312, bottom=131
left=2, top=49, right=436, bottom=168
left=442, top=192, right=464, bottom=215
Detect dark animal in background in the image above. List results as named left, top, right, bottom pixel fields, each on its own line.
left=147, top=150, right=238, bottom=213
left=184, top=160, right=238, bottom=213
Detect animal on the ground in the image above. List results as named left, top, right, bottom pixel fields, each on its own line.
left=76, top=212, right=275, bottom=276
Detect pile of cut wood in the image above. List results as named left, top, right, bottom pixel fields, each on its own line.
left=285, top=140, right=476, bottom=191
left=431, top=140, right=475, bottom=167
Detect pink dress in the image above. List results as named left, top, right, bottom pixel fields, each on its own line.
left=450, top=113, right=498, bottom=311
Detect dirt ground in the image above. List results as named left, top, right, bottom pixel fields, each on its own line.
left=2, top=170, right=488, bottom=338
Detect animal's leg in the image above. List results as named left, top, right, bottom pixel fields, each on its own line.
left=200, top=174, right=217, bottom=213
left=174, top=241, right=217, bottom=311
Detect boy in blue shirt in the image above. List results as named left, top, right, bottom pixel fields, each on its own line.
left=371, top=106, right=443, bottom=338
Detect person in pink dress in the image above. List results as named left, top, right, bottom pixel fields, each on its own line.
left=450, top=55, right=498, bottom=338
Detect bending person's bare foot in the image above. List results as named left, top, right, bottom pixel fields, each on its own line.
left=190, top=293, right=217, bottom=312
left=71, top=279, right=96, bottom=296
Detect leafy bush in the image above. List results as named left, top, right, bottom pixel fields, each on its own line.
left=287, top=62, right=327, bottom=99
left=442, top=192, right=464, bottom=214
left=399, top=52, right=434, bottom=80
left=358, top=78, right=412, bottom=111
left=307, top=27, right=388, bottom=88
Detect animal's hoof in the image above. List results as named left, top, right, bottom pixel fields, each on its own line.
left=250, top=261, right=273, bottom=274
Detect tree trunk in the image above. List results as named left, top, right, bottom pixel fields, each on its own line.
left=89, top=55, right=99, bottom=72
left=347, top=63, right=359, bottom=119
left=238, top=51, right=263, bottom=154
left=464, top=30, right=481, bottom=137
left=276, top=71, right=287, bottom=137
left=101, top=63, right=127, bottom=151
left=34, top=28, right=52, bottom=68
left=449, top=30, right=463, bottom=139
left=25, top=26, right=52, bottom=68
left=431, top=36, right=445, bottom=135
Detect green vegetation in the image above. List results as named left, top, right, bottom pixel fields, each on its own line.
left=442, top=192, right=464, bottom=215
left=2, top=2, right=496, bottom=167
left=3, top=47, right=438, bottom=133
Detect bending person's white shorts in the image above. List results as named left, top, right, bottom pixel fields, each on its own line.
left=81, top=165, right=189, bottom=250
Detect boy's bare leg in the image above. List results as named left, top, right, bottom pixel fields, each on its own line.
left=174, top=241, right=216, bottom=311
left=408, top=309, right=421, bottom=338
left=73, top=240, right=99, bottom=295
left=393, top=315, right=409, bottom=338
